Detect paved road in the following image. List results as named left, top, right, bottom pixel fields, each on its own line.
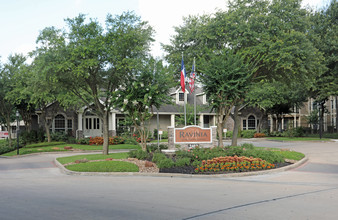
left=1, top=140, right=338, bottom=220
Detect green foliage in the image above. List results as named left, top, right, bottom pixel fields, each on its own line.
left=19, top=129, right=45, bottom=145
left=146, top=144, right=168, bottom=153
left=128, top=149, right=149, bottom=160
left=77, top=138, right=90, bottom=145
left=241, top=130, right=256, bottom=138
left=112, top=58, right=174, bottom=151
left=156, top=158, right=175, bottom=169
left=0, top=141, right=16, bottom=155
left=242, top=149, right=284, bottom=164
left=175, top=157, right=191, bottom=167
left=175, top=104, right=203, bottom=127
left=282, top=127, right=305, bottom=137
left=152, top=152, right=167, bottom=164
left=51, top=132, right=69, bottom=142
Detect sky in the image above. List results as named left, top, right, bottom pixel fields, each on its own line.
left=0, top=0, right=328, bottom=64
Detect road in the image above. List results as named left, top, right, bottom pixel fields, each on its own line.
left=1, top=140, right=338, bottom=220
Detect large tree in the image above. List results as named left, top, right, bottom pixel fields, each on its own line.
left=0, top=54, right=27, bottom=147
left=113, top=58, right=174, bottom=150
left=199, top=49, right=259, bottom=147
left=164, top=0, right=325, bottom=145
left=33, top=12, right=154, bottom=154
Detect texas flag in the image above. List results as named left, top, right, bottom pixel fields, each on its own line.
left=180, top=58, right=186, bottom=93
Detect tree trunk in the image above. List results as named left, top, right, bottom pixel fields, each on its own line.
left=102, top=112, right=109, bottom=155
left=231, top=105, right=240, bottom=146
left=45, top=123, right=51, bottom=142
left=5, top=115, right=12, bottom=147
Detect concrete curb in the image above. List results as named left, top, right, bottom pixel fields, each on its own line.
left=55, top=156, right=309, bottom=178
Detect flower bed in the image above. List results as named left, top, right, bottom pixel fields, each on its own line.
left=89, top=136, right=125, bottom=145
left=194, top=156, right=275, bottom=173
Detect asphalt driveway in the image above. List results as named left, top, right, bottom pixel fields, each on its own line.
left=1, top=140, right=338, bottom=220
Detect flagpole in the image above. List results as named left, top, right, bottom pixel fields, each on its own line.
left=194, top=57, right=196, bottom=126
left=183, top=53, right=187, bottom=127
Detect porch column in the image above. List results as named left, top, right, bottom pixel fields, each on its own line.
left=108, top=112, right=116, bottom=137
left=170, top=114, right=175, bottom=127
left=76, top=112, right=84, bottom=139
left=270, top=115, right=274, bottom=133
left=199, top=114, right=204, bottom=128
left=281, top=117, right=284, bottom=131
left=78, top=113, right=83, bottom=131
left=112, top=113, right=116, bottom=131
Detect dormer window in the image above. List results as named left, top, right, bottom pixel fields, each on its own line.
left=179, top=93, right=184, bottom=101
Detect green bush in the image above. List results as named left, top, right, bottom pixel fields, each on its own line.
left=241, top=143, right=255, bottom=150
left=147, top=144, right=168, bottom=153
left=226, top=146, right=244, bottom=156
left=0, top=141, right=16, bottom=155
left=226, top=131, right=233, bottom=138
left=175, top=157, right=191, bottom=167
left=282, top=127, right=304, bottom=137
left=128, top=149, right=149, bottom=160
left=157, top=158, right=175, bottom=169
left=77, top=138, right=90, bottom=145
left=241, top=130, right=256, bottom=138
left=161, top=131, right=168, bottom=139
left=19, top=128, right=45, bottom=145
left=51, top=132, right=69, bottom=142
left=152, top=152, right=167, bottom=164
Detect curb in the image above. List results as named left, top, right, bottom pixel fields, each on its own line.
left=55, top=156, right=309, bottom=178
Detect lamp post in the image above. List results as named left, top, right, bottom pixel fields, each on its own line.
left=16, top=110, right=20, bottom=155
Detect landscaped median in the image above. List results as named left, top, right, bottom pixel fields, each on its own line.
left=55, top=143, right=308, bottom=177
left=1, top=142, right=141, bottom=156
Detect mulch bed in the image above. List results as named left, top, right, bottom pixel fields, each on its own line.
left=159, top=162, right=293, bottom=175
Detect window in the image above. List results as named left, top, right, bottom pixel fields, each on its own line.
left=54, top=114, right=65, bottom=132
left=179, top=93, right=184, bottom=101
left=243, top=120, right=247, bottom=130
left=86, top=118, right=92, bottom=129
left=248, top=115, right=256, bottom=130
left=93, top=118, right=100, bottom=129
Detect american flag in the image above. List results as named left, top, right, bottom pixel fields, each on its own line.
left=189, top=63, right=195, bottom=93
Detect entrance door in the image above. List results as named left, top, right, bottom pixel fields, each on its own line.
left=83, top=116, right=102, bottom=137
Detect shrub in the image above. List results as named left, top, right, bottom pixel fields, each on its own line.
left=254, top=133, right=266, bottom=138
left=241, top=130, right=256, bottom=138
left=226, top=131, right=233, bottom=138
left=282, top=127, right=304, bottom=137
left=152, top=152, right=167, bottom=164
left=157, top=158, right=175, bottom=169
left=147, top=144, right=168, bottom=153
left=77, top=138, right=90, bottom=145
left=175, top=157, right=191, bottom=167
left=51, top=132, right=69, bottom=142
left=161, top=131, right=168, bottom=139
left=0, top=141, right=16, bottom=155
left=241, top=143, right=255, bottom=150
left=128, top=149, right=149, bottom=160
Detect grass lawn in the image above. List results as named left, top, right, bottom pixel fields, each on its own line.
left=266, top=137, right=331, bottom=141
left=57, top=153, right=129, bottom=164
left=65, top=161, right=139, bottom=172
left=150, top=139, right=168, bottom=143
left=2, top=143, right=140, bottom=156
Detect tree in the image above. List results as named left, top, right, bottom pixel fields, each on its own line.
left=309, top=0, right=338, bottom=133
left=163, top=0, right=325, bottom=145
left=0, top=54, right=27, bottom=147
left=32, top=12, right=154, bottom=154
left=175, top=104, right=204, bottom=127
left=246, top=80, right=309, bottom=132
left=199, top=49, right=259, bottom=147
left=112, top=58, right=174, bottom=151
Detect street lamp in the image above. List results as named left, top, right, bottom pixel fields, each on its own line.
left=16, top=110, right=20, bottom=155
